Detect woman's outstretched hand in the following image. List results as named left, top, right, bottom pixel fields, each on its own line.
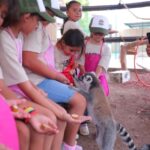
left=64, top=113, right=92, bottom=124
left=29, top=114, right=59, bottom=135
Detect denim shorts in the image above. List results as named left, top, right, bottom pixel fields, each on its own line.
left=37, top=79, right=76, bottom=103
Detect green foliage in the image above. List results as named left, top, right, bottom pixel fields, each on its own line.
left=79, top=11, right=90, bottom=35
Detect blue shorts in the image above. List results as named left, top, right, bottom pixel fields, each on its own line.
left=37, top=79, right=76, bottom=103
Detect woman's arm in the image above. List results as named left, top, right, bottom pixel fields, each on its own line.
left=23, top=52, right=69, bottom=83
left=18, top=80, right=91, bottom=123
left=0, top=79, right=17, bottom=99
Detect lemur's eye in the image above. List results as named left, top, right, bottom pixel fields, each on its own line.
left=85, top=75, right=93, bottom=82
left=79, top=75, right=84, bottom=81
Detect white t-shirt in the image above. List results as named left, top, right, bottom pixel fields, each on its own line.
left=63, top=20, right=86, bottom=37
left=0, top=30, right=28, bottom=86
left=54, top=47, right=71, bottom=72
left=80, top=41, right=111, bottom=72
left=23, top=22, right=51, bottom=85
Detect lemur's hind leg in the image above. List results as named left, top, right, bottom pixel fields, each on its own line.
left=96, top=119, right=117, bottom=150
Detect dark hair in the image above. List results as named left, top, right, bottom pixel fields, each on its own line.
left=66, top=0, right=81, bottom=10
left=58, top=29, right=85, bottom=58
left=2, top=0, right=40, bottom=27
left=2, top=0, right=21, bottom=27
left=61, top=1, right=81, bottom=35
left=0, top=0, right=12, bottom=6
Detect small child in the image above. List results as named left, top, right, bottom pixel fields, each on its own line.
left=55, top=29, right=91, bottom=136
left=61, top=0, right=89, bottom=135
left=79, top=15, right=111, bottom=96
left=55, top=29, right=85, bottom=85
left=61, top=0, right=86, bottom=37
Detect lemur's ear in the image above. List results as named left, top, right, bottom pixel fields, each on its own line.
left=91, top=72, right=96, bottom=76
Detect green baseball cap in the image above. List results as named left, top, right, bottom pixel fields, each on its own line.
left=44, top=0, right=66, bottom=19
left=19, top=0, right=55, bottom=23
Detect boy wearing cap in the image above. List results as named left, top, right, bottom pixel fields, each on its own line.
left=22, top=0, right=88, bottom=150
left=79, top=15, right=111, bottom=96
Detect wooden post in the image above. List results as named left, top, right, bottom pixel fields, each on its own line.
left=120, top=39, right=148, bottom=70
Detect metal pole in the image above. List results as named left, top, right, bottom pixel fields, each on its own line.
left=60, top=1, right=150, bottom=11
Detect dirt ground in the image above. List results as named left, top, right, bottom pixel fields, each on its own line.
left=77, top=70, right=150, bottom=150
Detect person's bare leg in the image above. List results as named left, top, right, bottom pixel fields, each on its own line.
left=43, top=111, right=58, bottom=150
left=26, top=101, right=58, bottom=150
left=29, top=125, right=45, bottom=150
left=64, top=92, right=86, bottom=145
left=51, top=119, right=66, bottom=150
left=16, top=121, right=30, bottom=150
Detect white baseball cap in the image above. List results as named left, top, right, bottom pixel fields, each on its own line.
left=89, top=15, right=109, bottom=35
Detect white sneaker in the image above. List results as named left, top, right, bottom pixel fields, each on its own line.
left=79, top=123, right=89, bottom=136
left=62, top=143, right=83, bottom=150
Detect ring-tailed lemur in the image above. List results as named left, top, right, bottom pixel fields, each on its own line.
left=74, top=72, right=150, bottom=150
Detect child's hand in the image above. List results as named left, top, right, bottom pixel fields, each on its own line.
left=56, top=73, right=70, bottom=84
left=29, top=114, right=59, bottom=135
left=64, top=113, right=92, bottom=124
left=51, top=103, right=92, bottom=123
left=58, top=108, right=92, bottom=123
left=7, top=99, right=31, bottom=119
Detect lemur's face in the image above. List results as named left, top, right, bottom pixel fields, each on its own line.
left=74, top=72, right=99, bottom=92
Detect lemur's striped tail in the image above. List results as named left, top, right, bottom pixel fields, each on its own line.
left=140, top=144, right=150, bottom=150
left=117, top=123, right=137, bottom=150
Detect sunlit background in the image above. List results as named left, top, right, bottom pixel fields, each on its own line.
left=49, top=0, right=150, bottom=69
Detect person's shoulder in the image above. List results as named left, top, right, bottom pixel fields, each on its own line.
left=0, top=29, right=13, bottom=45
left=0, top=29, right=9, bottom=38
left=54, top=46, right=58, bottom=52
left=54, top=46, right=61, bottom=55
left=65, top=20, right=78, bottom=27
left=54, top=46, right=64, bottom=61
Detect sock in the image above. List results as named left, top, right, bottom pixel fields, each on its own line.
left=63, top=143, right=76, bottom=150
